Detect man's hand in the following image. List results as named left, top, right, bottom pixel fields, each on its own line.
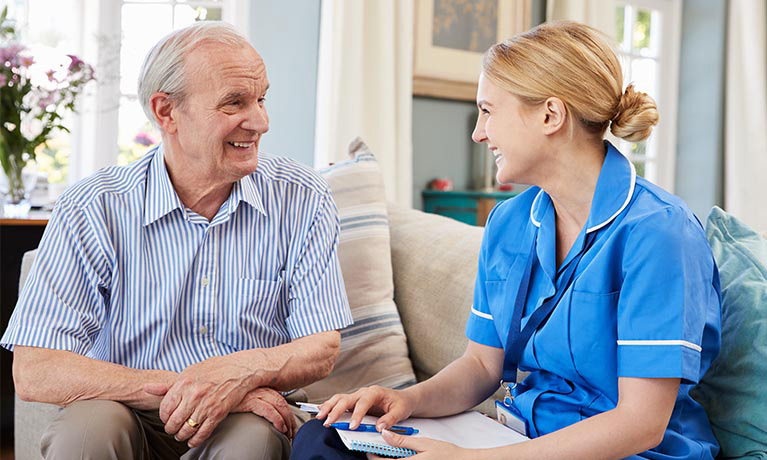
left=236, top=388, right=297, bottom=439
left=145, top=355, right=260, bottom=447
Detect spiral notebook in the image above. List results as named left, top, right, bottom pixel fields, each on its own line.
left=334, top=411, right=528, bottom=458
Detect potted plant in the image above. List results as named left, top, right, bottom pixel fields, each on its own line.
left=0, top=6, right=94, bottom=217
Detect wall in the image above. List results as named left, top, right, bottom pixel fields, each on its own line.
left=249, top=0, right=321, bottom=165
left=412, top=98, right=478, bottom=210
left=411, top=0, right=546, bottom=209
left=674, top=0, right=726, bottom=220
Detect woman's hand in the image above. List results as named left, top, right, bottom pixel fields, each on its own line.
left=368, top=430, right=472, bottom=460
left=316, top=385, right=418, bottom=431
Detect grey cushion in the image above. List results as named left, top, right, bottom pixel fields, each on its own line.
left=387, top=203, right=504, bottom=413
left=16, top=249, right=60, bottom=460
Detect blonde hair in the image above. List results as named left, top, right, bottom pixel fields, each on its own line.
left=482, top=20, right=658, bottom=142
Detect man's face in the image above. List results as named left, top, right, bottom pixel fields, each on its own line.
left=170, top=41, right=269, bottom=183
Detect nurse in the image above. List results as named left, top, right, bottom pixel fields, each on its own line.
left=292, top=20, right=721, bottom=460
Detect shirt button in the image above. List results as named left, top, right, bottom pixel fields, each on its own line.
left=198, top=325, right=208, bottom=334
left=201, top=276, right=209, bottom=287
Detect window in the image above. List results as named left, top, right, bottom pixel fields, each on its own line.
left=117, top=1, right=225, bottom=166
left=4, top=0, right=250, bottom=191
left=612, top=0, right=681, bottom=191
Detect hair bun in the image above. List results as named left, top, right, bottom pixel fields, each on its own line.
left=610, top=84, right=659, bottom=142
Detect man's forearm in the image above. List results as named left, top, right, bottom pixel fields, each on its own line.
left=13, top=346, right=176, bottom=409
left=229, top=330, right=341, bottom=392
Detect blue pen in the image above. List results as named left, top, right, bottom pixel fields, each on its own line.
left=329, top=422, right=419, bottom=435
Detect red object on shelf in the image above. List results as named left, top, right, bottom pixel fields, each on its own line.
left=429, top=178, right=454, bottom=191
left=497, top=183, right=514, bottom=191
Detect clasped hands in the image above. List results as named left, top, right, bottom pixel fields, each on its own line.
left=143, top=356, right=296, bottom=448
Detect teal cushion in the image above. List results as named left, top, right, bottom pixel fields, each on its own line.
left=691, top=207, right=767, bottom=459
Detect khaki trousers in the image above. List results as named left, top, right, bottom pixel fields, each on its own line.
left=40, top=392, right=311, bottom=460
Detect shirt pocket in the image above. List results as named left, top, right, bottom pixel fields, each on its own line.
left=569, top=289, right=620, bottom=385
left=230, top=277, right=285, bottom=343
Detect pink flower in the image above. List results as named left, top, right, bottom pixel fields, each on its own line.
left=46, top=69, right=56, bottom=82
left=38, top=92, right=56, bottom=110
left=67, top=54, right=83, bottom=72
left=133, top=132, right=157, bottom=147
left=0, top=44, right=24, bottom=66
left=18, top=55, right=34, bottom=67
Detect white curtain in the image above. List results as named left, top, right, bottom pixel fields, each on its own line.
left=314, top=0, right=413, bottom=206
left=546, top=0, right=616, bottom=39
left=724, top=0, right=767, bottom=231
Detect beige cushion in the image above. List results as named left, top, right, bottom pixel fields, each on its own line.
left=302, top=138, right=416, bottom=402
left=387, top=203, right=504, bottom=412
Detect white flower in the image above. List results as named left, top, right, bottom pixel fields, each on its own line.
left=20, top=116, right=43, bottom=142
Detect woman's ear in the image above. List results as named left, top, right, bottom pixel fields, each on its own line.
left=150, top=92, right=177, bottom=134
left=541, top=97, right=567, bottom=135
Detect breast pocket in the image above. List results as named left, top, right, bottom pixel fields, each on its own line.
left=569, top=289, right=620, bottom=383
left=232, top=277, right=285, bottom=340
left=483, top=256, right=527, bottom=340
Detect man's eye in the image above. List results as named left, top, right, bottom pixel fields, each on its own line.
left=258, top=97, right=266, bottom=105
left=228, top=100, right=242, bottom=106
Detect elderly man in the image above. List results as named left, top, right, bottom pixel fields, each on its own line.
left=1, top=21, right=352, bottom=460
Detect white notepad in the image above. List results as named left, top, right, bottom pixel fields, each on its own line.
left=334, top=411, right=529, bottom=458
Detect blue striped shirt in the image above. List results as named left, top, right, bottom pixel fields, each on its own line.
left=1, top=145, right=353, bottom=372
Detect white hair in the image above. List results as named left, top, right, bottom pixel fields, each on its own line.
left=137, top=21, right=252, bottom=128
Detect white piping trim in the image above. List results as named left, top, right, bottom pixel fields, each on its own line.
left=470, top=307, right=494, bottom=320
left=529, top=189, right=544, bottom=228
left=587, top=159, right=636, bottom=233
left=617, top=340, right=702, bottom=353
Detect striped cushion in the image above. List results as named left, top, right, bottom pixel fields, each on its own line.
left=302, top=138, right=416, bottom=402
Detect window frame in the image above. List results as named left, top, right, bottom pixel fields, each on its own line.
left=612, top=0, right=682, bottom=192
left=64, top=0, right=250, bottom=184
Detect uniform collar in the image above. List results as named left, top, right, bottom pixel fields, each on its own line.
left=529, top=141, right=636, bottom=234
left=143, top=144, right=267, bottom=226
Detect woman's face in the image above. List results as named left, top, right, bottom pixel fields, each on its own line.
left=472, top=74, right=542, bottom=185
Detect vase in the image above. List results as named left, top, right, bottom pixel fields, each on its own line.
left=2, top=155, right=33, bottom=218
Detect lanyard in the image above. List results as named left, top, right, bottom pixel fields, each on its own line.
left=501, top=230, right=598, bottom=383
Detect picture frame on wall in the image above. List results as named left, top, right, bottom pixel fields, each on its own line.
left=413, top=0, right=531, bottom=101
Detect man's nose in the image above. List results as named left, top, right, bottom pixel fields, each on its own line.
left=243, top=103, right=269, bottom=133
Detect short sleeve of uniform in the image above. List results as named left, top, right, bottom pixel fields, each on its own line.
left=616, top=208, right=720, bottom=384
left=0, top=198, right=111, bottom=354
left=286, top=188, right=353, bottom=339
left=465, top=205, right=503, bottom=348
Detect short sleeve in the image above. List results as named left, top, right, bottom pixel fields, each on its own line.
left=285, top=190, right=353, bottom=338
left=616, top=208, right=720, bottom=384
left=0, top=198, right=111, bottom=354
left=466, top=205, right=503, bottom=348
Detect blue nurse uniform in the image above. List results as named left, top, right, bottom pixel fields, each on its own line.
left=466, top=142, right=721, bottom=459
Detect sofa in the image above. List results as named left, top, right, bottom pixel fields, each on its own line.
left=12, top=202, right=500, bottom=460
left=10, top=145, right=767, bottom=460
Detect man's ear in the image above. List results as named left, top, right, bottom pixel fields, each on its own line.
left=541, top=97, right=568, bottom=135
left=150, top=92, right=177, bottom=134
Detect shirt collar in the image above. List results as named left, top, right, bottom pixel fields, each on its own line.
left=144, top=144, right=185, bottom=226
left=226, top=173, right=267, bottom=217
left=530, top=140, right=636, bottom=233
left=144, top=144, right=267, bottom=226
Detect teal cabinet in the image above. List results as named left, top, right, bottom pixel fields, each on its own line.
left=422, top=190, right=519, bottom=226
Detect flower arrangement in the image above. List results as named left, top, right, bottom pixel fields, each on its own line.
left=0, top=6, right=95, bottom=212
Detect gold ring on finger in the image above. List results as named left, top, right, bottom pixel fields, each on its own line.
left=186, top=418, right=200, bottom=428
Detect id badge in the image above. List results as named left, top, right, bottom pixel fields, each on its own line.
left=495, top=400, right=528, bottom=437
